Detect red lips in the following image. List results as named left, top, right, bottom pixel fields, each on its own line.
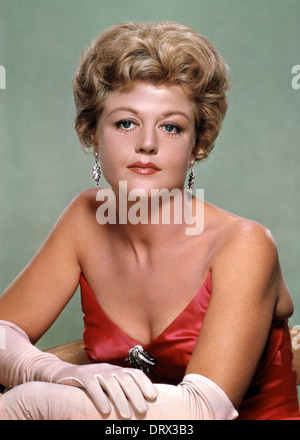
left=127, top=161, right=161, bottom=175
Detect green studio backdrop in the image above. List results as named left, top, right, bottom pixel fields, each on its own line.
left=0, top=0, right=299, bottom=355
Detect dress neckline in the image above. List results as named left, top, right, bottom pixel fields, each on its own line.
left=80, top=270, right=211, bottom=347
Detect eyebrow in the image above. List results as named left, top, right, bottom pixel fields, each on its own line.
left=162, top=111, right=192, bottom=123
left=107, top=107, right=139, bottom=118
left=107, top=107, right=192, bottom=122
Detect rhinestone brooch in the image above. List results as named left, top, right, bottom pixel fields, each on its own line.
left=125, top=345, right=156, bottom=373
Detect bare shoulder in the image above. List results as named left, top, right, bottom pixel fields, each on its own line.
left=56, top=188, right=100, bottom=237
left=207, top=203, right=294, bottom=317
left=224, top=217, right=278, bottom=260
left=203, top=202, right=284, bottom=298
left=62, top=188, right=99, bottom=218
left=204, top=201, right=278, bottom=263
left=0, top=187, right=102, bottom=341
left=60, top=187, right=112, bottom=266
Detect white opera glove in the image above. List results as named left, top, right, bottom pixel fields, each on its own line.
left=145, top=374, right=239, bottom=420
left=0, top=320, right=157, bottom=418
left=51, top=363, right=157, bottom=417
left=0, top=373, right=239, bottom=420
left=179, top=374, right=238, bottom=419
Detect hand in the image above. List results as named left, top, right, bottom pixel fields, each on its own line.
left=0, top=320, right=157, bottom=419
left=52, top=362, right=157, bottom=419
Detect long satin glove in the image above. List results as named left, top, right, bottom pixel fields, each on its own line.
left=146, top=374, right=238, bottom=420
left=0, top=320, right=157, bottom=418
left=0, top=374, right=238, bottom=420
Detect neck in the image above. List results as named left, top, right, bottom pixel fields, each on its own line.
left=96, top=183, right=203, bottom=251
left=117, top=216, right=187, bottom=250
left=112, top=187, right=202, bottom=249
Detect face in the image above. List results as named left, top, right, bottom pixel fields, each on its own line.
left=94, top=81, right=196, bottom=195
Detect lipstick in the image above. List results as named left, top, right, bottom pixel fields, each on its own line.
left=127, top=161, right=161, bottom=175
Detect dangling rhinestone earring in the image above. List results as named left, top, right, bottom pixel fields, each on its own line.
left=188, top=160, right=195, bottom=192
left=92, top=152, right=101, bottom=187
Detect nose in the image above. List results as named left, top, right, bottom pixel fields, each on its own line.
left=135, top=125, right=158, bottom=155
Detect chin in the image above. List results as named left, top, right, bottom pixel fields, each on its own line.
left=107, top=175, right=185, bottom=196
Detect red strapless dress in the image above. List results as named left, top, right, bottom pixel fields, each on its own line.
left=80, top=272, right=300, bottom=420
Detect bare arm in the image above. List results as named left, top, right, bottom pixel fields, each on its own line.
left=185, top=222, right=291, bottom=409
left=0, top=190, right=159, bottom=418
left=0, top=193, right=85, bottom=343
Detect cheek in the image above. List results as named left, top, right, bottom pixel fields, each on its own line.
left=97, top=136, right=130, bottom=187
left=165, top=155, right=191, bottom=187
left=96, top=134, right=115, bottom=176
left=98, top=147, right=120, bottom=180
left=97, top=126, right=131, bottom=158
left=169, top=142, right=194, bottom=173
left=97, top=130, right=119, bottom=162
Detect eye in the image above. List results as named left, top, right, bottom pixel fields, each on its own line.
left=116, top=120, right=134, bottom=130
left=164, top=124, right=182, bottom=134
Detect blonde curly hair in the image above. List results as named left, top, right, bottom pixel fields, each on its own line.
left=73, top=21, right=230, bottom=161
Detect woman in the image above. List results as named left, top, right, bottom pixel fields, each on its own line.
left=0, top=21, right=299, bottom=420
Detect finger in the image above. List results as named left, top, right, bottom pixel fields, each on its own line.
left=56, top=376, right=85, bottom=387
left=57, top=376, right=112, bottom=415
left=124, top=369, right=157, bottom=400
left=96, top=374, right=132, bottom=419
left=85, top=377, right=112, bottom=415
left=113, top=373, right=149, bottom=414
